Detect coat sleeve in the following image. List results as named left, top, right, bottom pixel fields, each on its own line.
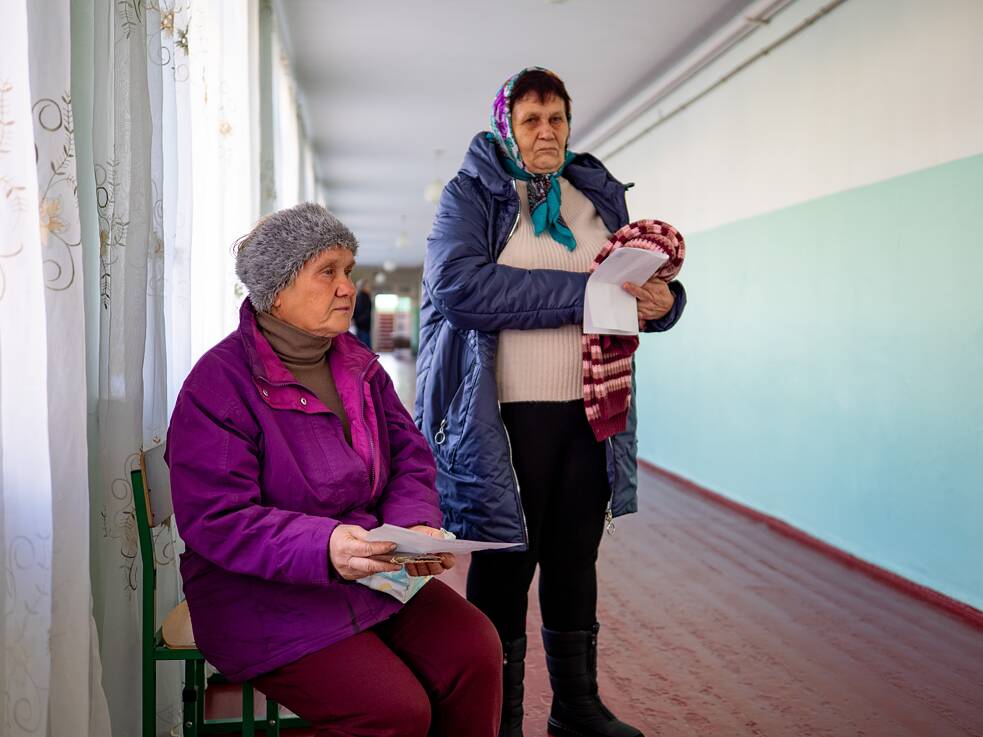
left=424, top=176, right=590, bottom=332
left=643, top=280, right=687, bottom=333
left=374, top=370, right=443, bottom=530
left=166, top=375, right=337, bottom=585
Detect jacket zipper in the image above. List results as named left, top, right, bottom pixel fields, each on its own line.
left=498, top=401, right=529, bottom=547
left=505, top=185, right=525, bottom=544
left=343, top=589, right=360, bottom=634
left=505, top=180, right=520, bottom=245
left=358, top=358, right=379, bottom=495
left=260, top=364, right=378, bottom=495
left=481, top=182, right=527, bottom=547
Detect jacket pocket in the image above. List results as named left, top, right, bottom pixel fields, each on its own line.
left=422, top=325, right=476, bottom=464
left=432, top=374, right=469, bottom=459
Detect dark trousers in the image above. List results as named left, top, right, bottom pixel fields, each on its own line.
left=253, top=579, right=502, bottom=737
left=467, top=400, right=611, bottom=642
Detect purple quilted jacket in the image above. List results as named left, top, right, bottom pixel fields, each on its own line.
left=165, top=300, right=441, bottom=681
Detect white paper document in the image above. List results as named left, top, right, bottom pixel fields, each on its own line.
left=365, top=524, right=522, bottom=555
left=583, top=248, right=669, bottom=335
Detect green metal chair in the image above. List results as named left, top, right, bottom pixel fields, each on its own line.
left=131, top=444, right=306, bottom=736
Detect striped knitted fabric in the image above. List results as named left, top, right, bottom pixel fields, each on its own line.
left=582, top=220, right=685, bottom=441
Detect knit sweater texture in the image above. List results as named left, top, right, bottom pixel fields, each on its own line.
left=496, top=178, right=611, bottom=402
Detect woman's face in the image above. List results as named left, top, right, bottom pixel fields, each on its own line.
left=511, top=93, right=569, bottom=174
left=271, top=247, right=357, bottom=337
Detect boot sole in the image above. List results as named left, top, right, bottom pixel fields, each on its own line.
left=547, top=718, right=585, bottom=737
left=547, top=716, right=644, bottom=737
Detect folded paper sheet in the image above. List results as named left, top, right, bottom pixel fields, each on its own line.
left=365, top=523, right=522, bottom=554
left=583, top=248, right=669, bottom=335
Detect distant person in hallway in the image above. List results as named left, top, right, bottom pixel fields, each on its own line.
left=353, top=278, right=373, bottom=348
left=167, top=203, right=502, bottom=737
left=415, top=68, right=686, bottom=737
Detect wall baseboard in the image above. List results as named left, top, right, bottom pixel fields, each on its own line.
left=638, top=458, right=983, bottom=632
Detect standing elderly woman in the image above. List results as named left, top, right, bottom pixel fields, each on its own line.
left=166, top=203, right=502, bottom=737
left=415, top=68, right=686, bottom=737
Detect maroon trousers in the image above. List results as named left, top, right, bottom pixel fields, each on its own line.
left=252, top=579, right=502, bottom=737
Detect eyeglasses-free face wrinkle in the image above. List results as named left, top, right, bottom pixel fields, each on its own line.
left=271, top=247, right=357, bottom=338
left=511, top=93, right=569, bottom=174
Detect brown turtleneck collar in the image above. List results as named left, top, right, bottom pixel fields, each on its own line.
left=255, top=310, right=333, bottom=365
left=256, top=311, right=351, bottom=445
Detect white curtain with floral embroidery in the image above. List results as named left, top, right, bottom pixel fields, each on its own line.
left=271, top=25, right=301, bottom=209
left=184, top=0, right=257, bottom=379
left=0, top=0, right=112, bottom=735
left=85, top=1, right=261, bottom=733
left=27, top=0, right=116, bottom=732
left=87, top=0, right=184, bottom=733
left=2, top=0, right=315, bottom=733
left=300, top=133, right=317, bottom=203
left=0, top=3, right=55, bottom=734
left=162, top=1, right=195, bottom=418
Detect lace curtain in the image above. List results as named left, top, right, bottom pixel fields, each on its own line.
left=2, top=0, right=314, bottom=734
left=1, top=0, right=113, bottom=734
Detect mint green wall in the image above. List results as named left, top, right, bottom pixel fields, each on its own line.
left=636, top=154, right=983, bottom=610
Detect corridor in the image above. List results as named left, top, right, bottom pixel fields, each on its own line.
left=5, top=1, right=982, bottom=735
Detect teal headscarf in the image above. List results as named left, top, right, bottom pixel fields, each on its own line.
left=489, top=67, right=576, bottom=251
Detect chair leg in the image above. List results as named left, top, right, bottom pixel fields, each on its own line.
left=183, top=660, right=199, bottom=737
left=241, top=682, right=255, bottom=737
left=195, top=660, right=206, bottom=728
left=143, top=654, right=156, bottom=737
left=265, top=696, right=280, bottom=737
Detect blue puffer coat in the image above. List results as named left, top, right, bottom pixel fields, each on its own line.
left=415, top=133, right=686, bottom=548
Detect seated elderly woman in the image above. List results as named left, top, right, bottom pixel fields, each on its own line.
left=165, top=203, right=502, bottom=737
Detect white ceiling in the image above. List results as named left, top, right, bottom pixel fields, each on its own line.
left=276, top=0, right=755, bottom=267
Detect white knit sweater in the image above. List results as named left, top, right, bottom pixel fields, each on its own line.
left=496, top=178, right=612, bottom=402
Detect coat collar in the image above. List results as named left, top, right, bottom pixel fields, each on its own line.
left=238, top=299, right=377, bottom=387
left=459, top=131, right=627, bottom=209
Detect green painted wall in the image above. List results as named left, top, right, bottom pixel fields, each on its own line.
left=636, top=153, right=983, bottom=610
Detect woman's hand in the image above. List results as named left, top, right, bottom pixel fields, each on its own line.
left=329, top=524, right=402, bottom=581
left=405, top=525, right=456, bottom=578
left=623, top=276, right=674, bottom=327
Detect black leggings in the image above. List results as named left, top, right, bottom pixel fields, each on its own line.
left=466, top=400, right=611, bottom=641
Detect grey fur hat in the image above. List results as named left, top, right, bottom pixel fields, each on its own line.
left=234, top=202, right=359, bottom=312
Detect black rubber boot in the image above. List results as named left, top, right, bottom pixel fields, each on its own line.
left=499, top=636, right=527, bottom=737
left=542, top=624, right=643, bottom=737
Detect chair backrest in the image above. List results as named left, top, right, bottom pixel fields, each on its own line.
left=139, top=443, right=173, bottom=527
left=130, top=442, right=172, bottom=582
left=131, top=443, right=173, bottom=650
